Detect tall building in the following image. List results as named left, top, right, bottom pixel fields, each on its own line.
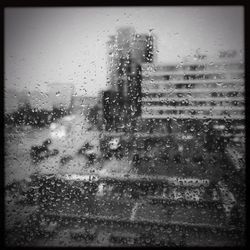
left=107, top=27, right=154, bottom=93
left=104, top=27, right=155, bottom=130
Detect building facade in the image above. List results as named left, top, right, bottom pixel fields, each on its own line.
left=141, top=53, right=244, bottom=121
left=140, top=52, right=245, bottom=141
left=104, top=27, right=155, bottom=130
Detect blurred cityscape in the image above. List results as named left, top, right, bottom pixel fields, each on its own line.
left=5, top=25, right=245, bottom=247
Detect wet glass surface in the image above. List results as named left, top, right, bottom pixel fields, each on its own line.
left=5, top=6, right=245, bottom=247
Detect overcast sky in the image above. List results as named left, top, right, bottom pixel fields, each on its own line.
left=5, top=6, right=244, bottom=96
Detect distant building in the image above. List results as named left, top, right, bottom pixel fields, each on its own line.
left=4, top=89, right=50, bottom=113
left=104, top=27, right=155, bottom=130
left=107, top=27, right=154, bottom=94
left=71, top=95, right=98, bottom=112
left=48, top=83, right=74, bottom=110
left=4, top=83, right=74, bottom=114
left=140, top=51, right=244, bottom=121
left=4, top=89, right=23, bottom=113
left=29, top=90, right=51, bottom=110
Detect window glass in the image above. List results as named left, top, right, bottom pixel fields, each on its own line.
left=5, top=6, right=245, bottom=247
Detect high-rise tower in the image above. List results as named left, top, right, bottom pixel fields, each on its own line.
left=104, top=27, right=155, bottom=130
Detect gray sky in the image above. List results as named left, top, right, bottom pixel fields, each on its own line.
left=5, top=6, right=244, bottom=96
